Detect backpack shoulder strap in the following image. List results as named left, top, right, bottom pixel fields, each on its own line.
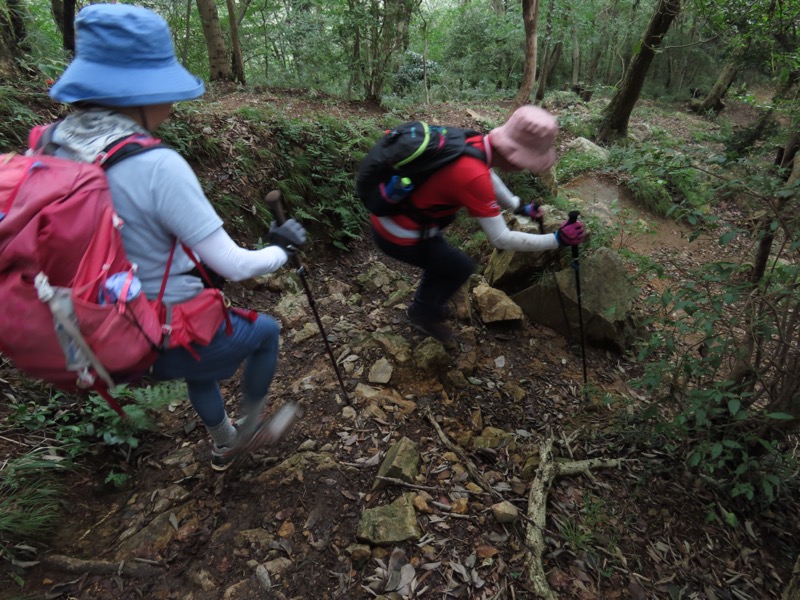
left=460, top=133, right=487, bottom=163
left=461, top=144, right=487, bottom=163
left=30, top=122, right=62, bottom=155
left=100, top=135, right=167, bottom=170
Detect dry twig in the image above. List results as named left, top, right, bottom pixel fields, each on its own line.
left=423, top=406, right=504, bottom=502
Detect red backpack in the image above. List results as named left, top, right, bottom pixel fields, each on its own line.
left=0, top=125, right=238, bottom=416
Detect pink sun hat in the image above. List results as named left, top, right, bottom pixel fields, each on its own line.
left=488, top=105, right=558, bottom=173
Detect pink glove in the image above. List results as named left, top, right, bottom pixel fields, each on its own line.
left=556, top=219, right=585, bottom=246
left=514, top=202, right=544, bottom=219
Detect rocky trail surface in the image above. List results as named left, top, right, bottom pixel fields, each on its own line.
left=1, top=89, right=797, bottom=600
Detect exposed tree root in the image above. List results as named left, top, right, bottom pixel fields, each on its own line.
left=424, top=407, right=626, bottom=598
left=524, top=434, right=623, bottom=599
left=40, top=554, right=163, bottom=578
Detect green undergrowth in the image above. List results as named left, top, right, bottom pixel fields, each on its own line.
left=160, top=104, right=383, bottom=251
left=0, top=82, right=61, bottom=153
left=1, top=379, right=186, bottom=577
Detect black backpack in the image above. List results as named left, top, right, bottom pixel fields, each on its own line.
left=356, top=121, right=486, bottom=217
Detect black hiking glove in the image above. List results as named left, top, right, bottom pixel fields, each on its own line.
left=268, top=218, right=307, bottom=254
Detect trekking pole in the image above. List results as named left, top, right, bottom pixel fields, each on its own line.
left=566, top=210, right=589, bottom=400
left=265, top=190, right=351, bottom=403
left=536, top=213, right=574, bottom=346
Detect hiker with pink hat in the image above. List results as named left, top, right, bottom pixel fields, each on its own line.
left=369, top=105, right=586, bottom=342
left=47, top=4, right=307, bottom=471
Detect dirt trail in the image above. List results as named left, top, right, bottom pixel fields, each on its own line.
left=1, top=92, right=796, bottom=600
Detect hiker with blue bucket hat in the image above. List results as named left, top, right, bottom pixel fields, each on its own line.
left=48, top=3, right=306, bottom=471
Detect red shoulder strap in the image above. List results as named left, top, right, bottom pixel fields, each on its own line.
left=99, top=135, right=163, bottom=167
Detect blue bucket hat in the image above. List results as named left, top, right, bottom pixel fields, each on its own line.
left=50, top=4, right=205, bottom=107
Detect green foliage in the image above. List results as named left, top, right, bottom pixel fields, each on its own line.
left=434, top=2, right=524, bottom=95
left=156, top=105, right=225, bottom=162
left=632, top=253, right=800, bottom=509
left=556, top=148, right=609, bottom=183
left=0, top=450, right=65, bottom=567
left=10, top=382, right=185, bottom=457
left=264, top=113, right=375, bottom=250
left=0, top=451, right=64, bottom=536
left=104, top=470, right=131, bottom=488
left=554, top=491, right=614, bottom=556
left=445, top=212, right=489, bottom=261
left=724, top=114, right=780, bottom=157
left=392, top=51, right=440, bottom=94
left=0, top=84, right=49, bottom=153
left=557, top=107, right=603, bottom=141
left=610, top=143, right=713, bottom=218
left=0, top=381, right=185, bottom=572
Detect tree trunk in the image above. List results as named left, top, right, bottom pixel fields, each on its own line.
left=535, top=39, right=562, bottom=103
left=63, top=0, right=75, bottom=52
left=360, top=0, right=415, bottom=105
left=237, top=0, right=254, bottom=27
left=225, top=0, right=246, bottom=84
left=50, top=0, right=64, bottom=36
left=181, top=0, right=192, bottom=66
left=0, top=0, right=28, bottom=74
left=421, top=14, right=430, bottom=105
left=730, top=115, right=800, bottom=413
left=196, top=0, right=232, bottom=82
left=728, top=72, right=798, bottom=156
left=511, top=0, right=541, bottom=113
left=777, top=126, right=799, bottom=173
left=689, top=61, right=737, bottom=115
left=596, top=0, right=681, bottom=143
left=570, top=6, right=580, bottom=87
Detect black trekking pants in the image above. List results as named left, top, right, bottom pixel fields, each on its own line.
left=372, top=229, right=475, bottom=321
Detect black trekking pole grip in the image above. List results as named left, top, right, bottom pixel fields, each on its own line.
left=266, top=190, right=287, bottom=225
left=567, top=210, right=580, bottom=259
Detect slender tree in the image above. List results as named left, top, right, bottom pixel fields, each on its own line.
left=511, top=0, right=541, bottom=113
left=225, top=0, right=246, bottom=84
left=534, top=4, right=564, bottom=104
left=596, top=0, right=681, bottom=143
left=689, top=46, right=745, bottom=115
left=63, top=0, right=74, bottom=52
left=352, top=0, right=417, bottom=104
left=569, top=4, right=580, bottom=88
left=196, top=0, right=232, bottom=81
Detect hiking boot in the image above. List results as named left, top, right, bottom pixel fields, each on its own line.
left=211, top=443, right=236, bottom=471
left=209, top=416, right=246, bottom=472
left=406, top=304, right=452, bottom=343
left=211, top=404, right=301, bottom=470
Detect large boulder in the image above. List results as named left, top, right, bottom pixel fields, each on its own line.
left=511, top=247, right=640, bottom=350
